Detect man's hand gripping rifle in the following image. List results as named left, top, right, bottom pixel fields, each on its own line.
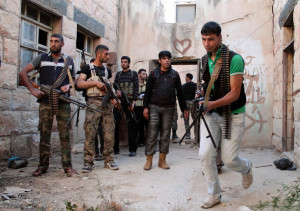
left=39, top=85, right=102, bottom=125
left=179, top=95, right=217, bottom=148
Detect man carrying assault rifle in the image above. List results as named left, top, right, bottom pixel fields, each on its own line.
left=19, top=34, right=77, bottom=177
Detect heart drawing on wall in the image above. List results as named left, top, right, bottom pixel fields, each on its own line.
left=173, top=39, right=192, bottom=55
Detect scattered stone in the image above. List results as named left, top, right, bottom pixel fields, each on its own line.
left=238, top=206, right=252, bottom=211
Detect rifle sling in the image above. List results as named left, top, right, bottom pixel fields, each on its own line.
left=203, top=58, right=222, bottom=109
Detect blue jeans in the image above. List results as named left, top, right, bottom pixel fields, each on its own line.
left=145, top=104, right=175, bottom=155
left=199, top=112, right=251, bottom=197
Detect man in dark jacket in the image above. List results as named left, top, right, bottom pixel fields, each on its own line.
left=143, top=51, right=188, bottom=170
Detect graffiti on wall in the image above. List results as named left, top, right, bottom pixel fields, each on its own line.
left=243, top=56, right=269, bottom=132
left=173, top=38, right=191, bottom=55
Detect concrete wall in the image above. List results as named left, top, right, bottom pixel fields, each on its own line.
left=273, top=0, right=300, bottom=166
left=118, top=0, right=274, bottom=148
left=0, top=0, right=120, bottom=161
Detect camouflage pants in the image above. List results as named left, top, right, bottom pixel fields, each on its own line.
left=38, top=103, right=72, bottom=171
left=84, top=97, right=114, bottom=165
left=184, top=101, right=197, bottom=138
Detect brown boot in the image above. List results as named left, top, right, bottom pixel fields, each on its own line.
left=144, top=155, right=153, bottom=170
left=158, top=153, right=170, bottom=169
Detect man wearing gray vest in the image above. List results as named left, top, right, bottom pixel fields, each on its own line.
left=19, top=34, right=77, bottom=177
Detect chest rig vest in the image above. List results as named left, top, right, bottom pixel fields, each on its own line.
left=40, top=53, right=72, bottom=115
left=116, top=70, right=134, bottom=100
left=135, top=81, right=146, bottom=107
left=86, top=63, right=108, bottom=97
left=201, top=45, right=246, bottom=139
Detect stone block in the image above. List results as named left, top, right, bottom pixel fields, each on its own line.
left=73, top=0, right=83, bottom=9
left=0, top=0, right=5, bottom=9
left=67, top=3, right=74, bottom=19
left=0, top=10, right=20, bottom=39
left=62, top=36, right=76, bottom=59
left=273, top=97, right=283, bottom=119
left=12, top=90, right=31, bottom=111
left=106, top=14, right=118, bottom=31
left=10, top=135, right=32, bottom=158
left=0, top=63, right=17, bottom=90
left=272, top=134, right=282, bottom=152
left=0, top=36, right=3, bottom=58
left=29, top=95, right=39, bottom=111
left=0, top=88, right=12, bottom=110
left=273, top=82, right=283, bottom=101
left=7, top=0, right=20, bottom=16
left=21, top=111, right=39, bottom=133
left=293, top=71, right=300, bottom=91
left=94, top=0, right=106, bottom=9
left=273, top=118, right=282, bottom=138
left=294, top=49, right=300, bottom=73
left=62, top=17, right=77, bottom=40
left=294, top=96, right=300, bottom=121
left=294, top=121, right=300, bottom=144
left=4, top=38, right=18, bottom=65
left=94, top=6, right=107, bottom=24
left=0, top=111, right=21, bottom=136
left=0, top=137, right=10, bottom=161
left=83, top=0, right=93, bottom=16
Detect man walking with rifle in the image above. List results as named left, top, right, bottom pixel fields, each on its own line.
left=19, top=34, right=77, bottom=177
left=198, top=21, right=253, bottom=208
left=114, top=56, right=139, bottom=157
left=77, top=45, right=119, bottom=172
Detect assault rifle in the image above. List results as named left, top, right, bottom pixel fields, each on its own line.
left=114, top=83, right=137, bottom=124
left=179, top=97, right=216, bottom=148
left=99, top=76, right=121, bottom=109
left=39, top=84, right=102, bottom=118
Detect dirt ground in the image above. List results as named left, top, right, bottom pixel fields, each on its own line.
left=0, top=142, right=299, bottom=211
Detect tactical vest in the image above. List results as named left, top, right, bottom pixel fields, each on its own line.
left=135, top=81, right=146, bottom=107
left=202, top=50, right=246, bottom=113
left=115, top=71, right=134, bottom=99
left=38, top=52, right=72, bottom=104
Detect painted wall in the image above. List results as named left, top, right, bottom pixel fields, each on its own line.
left=118, top=0, right=274, bottom=148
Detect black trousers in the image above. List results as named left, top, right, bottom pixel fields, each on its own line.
left=114, top=107, right=137, bottom=153
left=134, top=106, right=148, bottom=145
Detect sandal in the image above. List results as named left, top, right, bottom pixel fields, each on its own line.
left=32, top=168, right=47, bottom=177
left=65, top=168, right=78, bottom=177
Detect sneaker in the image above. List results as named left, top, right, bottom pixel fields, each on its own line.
left=65, top=168, right=78, bottom=177
left=95, top=154, right=105, bottom=161
left=105, top=162, right=119, bottom=170
left=242, top=161, right=253, bottom=189
left=201, top=195, right=221, bottom=209
left=81, top=163, right=93, bottom=173
left=129, top=152, right=136, bottom=157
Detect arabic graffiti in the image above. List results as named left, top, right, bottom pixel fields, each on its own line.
left=243, top=56, right=269, bottom=132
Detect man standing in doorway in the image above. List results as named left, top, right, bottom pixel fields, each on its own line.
left=199, top=21, right=253, bottom=208
left=19, top=34, right=77, bottom=177
left=143, top=50, right=188, bottom=170
left=182, top=73, right=197, bottom=141
left=114, top=56, right=139, bottom=156
left=135, top=68, right=148, bottom=147
left=77, top=44, right=119, bottom=172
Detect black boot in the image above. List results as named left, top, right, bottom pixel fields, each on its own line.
left=171, top=130, right=180, bottom=142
